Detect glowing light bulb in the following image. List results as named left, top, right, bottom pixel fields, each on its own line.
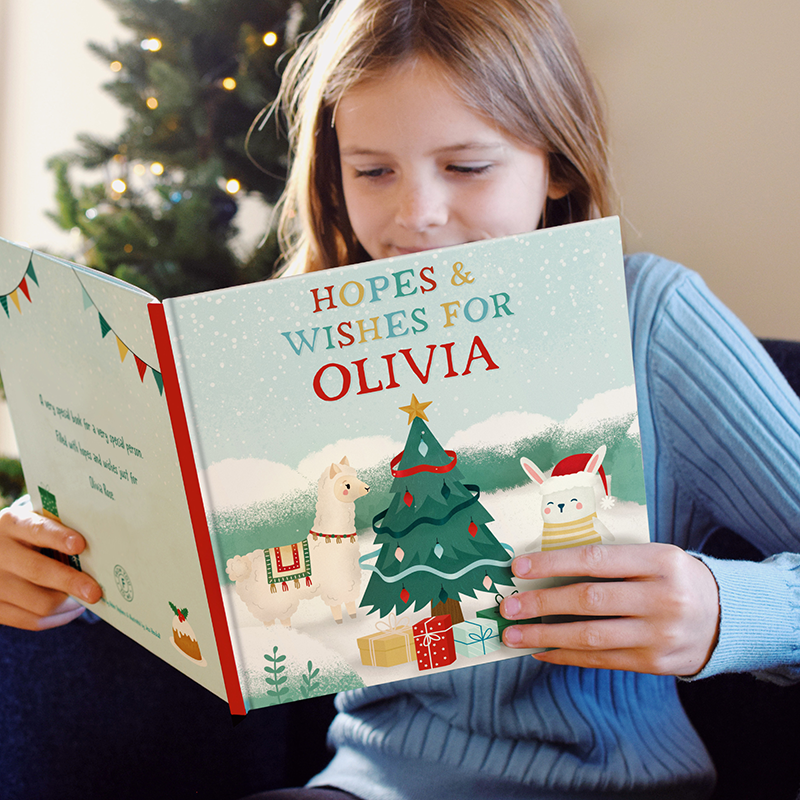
left=150, top=162, right=164, bottom=176
left=124, top=244, right=134, bottom=253
left=133, top=164, right=146, bottom=176
left=110, top=61, right=123, bottom=72
left=263, top=31, right=278, bottom=46
left=225, top=179, right=241, bottom=194
left=146, top=96, right=159, bottom=109
left=222, top=77, right=237, bottom=91
left=111, top=179, right=127, bottom=194
left=141, top=38, right=162, bottom=51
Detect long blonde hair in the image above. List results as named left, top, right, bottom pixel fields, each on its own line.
left=274, top=0, right=613, bottom=275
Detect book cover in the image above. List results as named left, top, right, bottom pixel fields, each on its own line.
left=160, top=216, right=650, bottom=710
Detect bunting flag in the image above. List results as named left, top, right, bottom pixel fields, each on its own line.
left=74, top=272, right=163, bottom=396
left=99, top=313, right=112, bottom=338
left=0, top=256, right=39, bottom=317
left=1, top=255, right=164, bottom=397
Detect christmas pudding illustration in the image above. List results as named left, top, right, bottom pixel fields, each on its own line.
left=169, top=601, right=206, bottom=665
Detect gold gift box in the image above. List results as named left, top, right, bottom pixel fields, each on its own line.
left=357, top=625, right=417, bottom=667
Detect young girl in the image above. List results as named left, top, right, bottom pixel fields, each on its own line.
left=1, top=1, right=799, bottom=798
left=249, top=0, right=800, bottom=797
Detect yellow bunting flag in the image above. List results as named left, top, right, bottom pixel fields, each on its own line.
left=116, top=336, right=129, bottom=362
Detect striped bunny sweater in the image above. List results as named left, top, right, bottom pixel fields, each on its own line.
left=309, top=254, right=800, bottom=800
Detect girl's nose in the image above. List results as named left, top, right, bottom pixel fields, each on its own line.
left=395, top=181, right=447, bottom=231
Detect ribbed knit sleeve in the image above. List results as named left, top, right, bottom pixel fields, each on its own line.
left=310, top=254, right=800, bottom=800
left=625, top=253, right=800, bottom=681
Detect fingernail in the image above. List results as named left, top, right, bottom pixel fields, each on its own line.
left=504, top=626, right=522, bottom=645
left=79, top=583, right=98, bottom=603
left=503, top=596, right=521, bottom=617
left=514, top=557, right=531, bottom=576
left=65, top=534, right=80, bottom=553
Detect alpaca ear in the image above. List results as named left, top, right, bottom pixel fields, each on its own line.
left=329, top=462, right=342, bottom=480
left=585, top=445, right=607, bottom=475
left=520, top=457, right=546, bottom=486
left=340, top=456, right=350, bottom=466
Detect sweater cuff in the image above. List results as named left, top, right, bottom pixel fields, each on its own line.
left=688, top=552, right=800, bottom=682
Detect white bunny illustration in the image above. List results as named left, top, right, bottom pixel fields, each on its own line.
left=520, top=445, right=615, bottom=552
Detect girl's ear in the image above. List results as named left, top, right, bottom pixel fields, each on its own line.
left=546, top=177, right=570, bottom=201
left=520, top=457, right=546, bottom=486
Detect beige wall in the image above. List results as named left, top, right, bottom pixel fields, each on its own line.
left=0, top=0, right=124, bottom=253
left=561, top=0, right=800, bottom=340
left=1, top=1, right=798, bottom=339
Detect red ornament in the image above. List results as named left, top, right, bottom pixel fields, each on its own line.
left=401, top=586, right=410, bottom=604
left=404, top=490, right=413, bottom=507
left=468, top=520, right=477, bottom=537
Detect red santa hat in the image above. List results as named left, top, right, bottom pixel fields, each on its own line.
left=548, top=451, right=615, bottom=509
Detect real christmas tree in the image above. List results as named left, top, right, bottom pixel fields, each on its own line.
left=360, top=396, right=516, bottom=624
left=47, top=0, right=328, bottom=299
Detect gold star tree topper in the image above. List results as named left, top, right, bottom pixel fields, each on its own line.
left=399, top=394, right=432, bottom=425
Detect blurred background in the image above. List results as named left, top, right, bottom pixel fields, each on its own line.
left=0, top=0, right=800, bottom=330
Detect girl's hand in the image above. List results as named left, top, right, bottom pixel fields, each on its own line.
left=501, top=543, right=720, bottom=676
left=0, top=504, right=102, bottom=630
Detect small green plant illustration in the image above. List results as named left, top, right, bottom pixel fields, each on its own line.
left=300, top=661, right=321, bottom=699
left=264, top=646, right=288, bottom=702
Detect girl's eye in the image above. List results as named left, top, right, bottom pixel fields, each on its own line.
left=354, top=167, right=391, bottom=179
left=446, top=163, right=492, bottom=175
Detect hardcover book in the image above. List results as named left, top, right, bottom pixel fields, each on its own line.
left=0, top=217, right=649, bottom=713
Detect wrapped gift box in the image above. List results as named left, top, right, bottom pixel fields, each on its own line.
left=412, top=614, right=456, bottom=671
left=357, top=622, right=416, bottom=667
left=453, top=618, right=501, bottom=658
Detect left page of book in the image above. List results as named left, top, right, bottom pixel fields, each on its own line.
left=0, top=237, right=233, bottom=704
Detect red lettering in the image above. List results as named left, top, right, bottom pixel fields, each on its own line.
left=440, top=341, right=458, bottom=378
left=462, top=335, right=499, bottom=375
left=353, top=358, right=383, bottom=395
left=313, top=363, right=350, bottom=401
left=311, top=285, right=337, bottom=313
left=420, top=266, right=437, bottom=293
left=398, top=345, right=437, bottom=384
left=337, top=321, right=355, bottom=348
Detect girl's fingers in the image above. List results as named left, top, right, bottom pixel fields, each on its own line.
left=1, top=536, right=101, bottom=603
left=501, top=575, right=649, bottom=623
left=512, top=542, right=683, bottom=582
left=0, top=505, right=85, bottom=556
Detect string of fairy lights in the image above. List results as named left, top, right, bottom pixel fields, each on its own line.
left=90, top=28, right=281, bottom=216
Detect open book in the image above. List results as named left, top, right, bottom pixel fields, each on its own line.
left=0, top=217, right=649, bottom=714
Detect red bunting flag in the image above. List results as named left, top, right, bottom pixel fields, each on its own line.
left=135, top=355, right=148, bottom=382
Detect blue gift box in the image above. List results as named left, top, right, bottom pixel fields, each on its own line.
left=453, top=618, right=501, bottom=658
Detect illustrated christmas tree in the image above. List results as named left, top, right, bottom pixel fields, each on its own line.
left=360, top=396, right=516, bottom=624
left=47, top=0, right=328, bottom=299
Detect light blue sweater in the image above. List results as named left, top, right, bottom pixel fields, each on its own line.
left=309, top=254, right=800, bottom=799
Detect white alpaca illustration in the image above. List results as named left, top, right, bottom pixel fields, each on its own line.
left=520, top=445, right=615, bottom=551
left=226, top=457, right=369, bottom=627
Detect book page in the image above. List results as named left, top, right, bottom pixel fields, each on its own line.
left=163, top=218, right=649, bottom=709
left=0, top=238, right=230, bottom=702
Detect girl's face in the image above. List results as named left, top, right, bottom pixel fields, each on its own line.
left=335, top=57, right=556, bottom=261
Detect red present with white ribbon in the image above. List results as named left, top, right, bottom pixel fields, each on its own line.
left=412, top=614, right=456, bottom=671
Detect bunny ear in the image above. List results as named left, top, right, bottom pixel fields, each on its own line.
left=520, top=457, right=546, bottom=486
left=584, top=445, right=607, bottom=475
